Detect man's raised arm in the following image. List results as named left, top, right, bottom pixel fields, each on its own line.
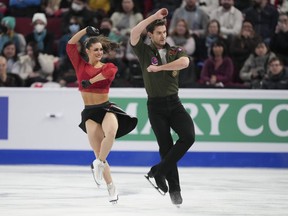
left=130, top=8, right=168, bottom=46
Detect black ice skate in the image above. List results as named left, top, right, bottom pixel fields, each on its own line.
left=144, top=174, right=167, bottom=196
left=169, top=191, right=183, bottom=208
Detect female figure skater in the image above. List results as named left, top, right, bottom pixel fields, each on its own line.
left=66, top=26, right=137, bottom=203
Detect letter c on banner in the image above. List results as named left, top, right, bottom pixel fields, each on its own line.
left=238, top=104, right=263, bottom=136
left=269, top=104, right=288, bottom=137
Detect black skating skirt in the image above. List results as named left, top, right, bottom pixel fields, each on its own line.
left=79, top=101, right=138, bottom=138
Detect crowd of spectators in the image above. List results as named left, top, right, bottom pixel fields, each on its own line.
left=0, top=0, right=287, bottom=89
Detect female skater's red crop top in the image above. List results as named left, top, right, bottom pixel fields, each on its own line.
left=66, top=43, right=117, bottom=93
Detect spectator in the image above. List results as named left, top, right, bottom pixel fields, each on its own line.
left=110, top=0, right=143, bottom=45
left=270, top=12, right=288, bottom=66
left=167, top=19, right=196, bottom=56
left=198, top=0, right=220, bottom=16
left=18, top=42, right=59, bottom=86
left=0, top=55, right=23, bottom=87
left=86, top=0, right=110, bottom=16
left=62, top=0, right=99, bottom=34
left=239, top=40, right=276, bottom=88
left=99, top=18, right=123, bottom=43
left=261, top=57, right=288, bottom=89
left=1, top=41, right=21, bottom=75
left=243, top=0, right=279, bottom=44
left=195, top=19, right=228, bottom=60
left=169, top=0, right=209, bottom=36
left=210, top=0, right=243, bottom=39
left=42, top=0, right=70, bottom=17
left=229, top=20, right=262, bottom=83
left=234, top=0, right=253, bottom=11
left=0, top=16, right=26, bottom=54
left=109, top=0, right=145, bottom=15
left=148, top=0, right=183, bottom=20
left=271, top=0, right=288, bottom=13
left=9, top=0, right=42, bottom=17
left=198, top=40, right=234, bottom=88
left=25, top=13, right=55, bottom=55
left=193, top=19, right=228, bottom=80
left=58, top=16, right=85, bottom=58
left=0, top=1, right=8, bottom=17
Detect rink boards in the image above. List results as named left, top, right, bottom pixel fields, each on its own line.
left=0, top=88, right=287, bottom=168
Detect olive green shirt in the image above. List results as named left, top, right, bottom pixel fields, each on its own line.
left=131, top=38, right=188, bottom=97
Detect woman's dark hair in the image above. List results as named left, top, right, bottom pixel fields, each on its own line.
left=146, top=19, right=167, bottom=33
left=1, top=41, right=19, bottom=62
left=268, top=56, right=284, bottom=66
left=26, top=41, right=41, bottom=71
left=253, top=40, right=269, bottom=56
left=210, top=40, right=228, bottom=57
left=84, top=35, right=120, bottom=53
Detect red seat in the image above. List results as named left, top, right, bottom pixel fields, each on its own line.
left=14, top=17, right=33, bottom=36
left=15, top=17, right=62, bottom=40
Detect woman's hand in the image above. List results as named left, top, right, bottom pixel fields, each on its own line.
left=81, top=80, right=92, bottom=88
left=210, top=75, right=217, bottom=85
left=86, top=26, right=100, bottom=36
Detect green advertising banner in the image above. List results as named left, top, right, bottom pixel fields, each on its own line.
left=112, top=98, right=288, bottom=143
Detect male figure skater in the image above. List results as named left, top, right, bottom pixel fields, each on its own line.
left=130, top=8, right=195, bottom=206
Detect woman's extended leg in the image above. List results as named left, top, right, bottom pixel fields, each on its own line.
left=99, top=112, right=118, bottom=161
left=85, top=119, right=112, bottom=184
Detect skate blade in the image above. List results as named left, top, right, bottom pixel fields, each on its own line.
left=144, top=175, right=166, bottom=196
left=109, top=195, right=118, bottom=204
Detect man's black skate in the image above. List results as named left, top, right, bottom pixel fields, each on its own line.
left=145, top=166, right=168, bottom=195
left=169, top=191, right=183, bottom=207
left=144, top=174, right=167, bottom=195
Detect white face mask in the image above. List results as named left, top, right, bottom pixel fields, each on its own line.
left=71, top=3, right=84, bottom=12
left=69, top=24, right=80, bottom=34
left=34, top=24, right=45, bottom=33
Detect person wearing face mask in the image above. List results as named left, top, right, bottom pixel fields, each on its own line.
left=209, top=0, right=243, bottom=39
left=56, top=16, right=87, bottom=83
left=99, top=18, right=123, bottom=43
left=0, top=16, right=26, bottom=55
left=25, top=13, right=55, bottom=55
left=62, top=0, right=99, bottom=34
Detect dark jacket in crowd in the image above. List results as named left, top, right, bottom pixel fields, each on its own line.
left=261, top=68, right=288, bottom=89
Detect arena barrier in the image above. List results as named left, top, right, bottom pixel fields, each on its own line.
left=0, top=88, right=287, bottom=168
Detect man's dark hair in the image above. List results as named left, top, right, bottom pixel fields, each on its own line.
left=268, top=57, right=284, bottom=66
left=146, top=19, right=167, bottom=33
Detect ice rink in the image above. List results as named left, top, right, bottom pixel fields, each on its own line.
left=0, top=165, right=288, bottom=216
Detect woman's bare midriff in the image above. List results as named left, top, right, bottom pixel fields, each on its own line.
left=81, top=91, right=109, bottom=105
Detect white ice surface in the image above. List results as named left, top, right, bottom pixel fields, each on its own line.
left=0, top=166, right=288, bottom=216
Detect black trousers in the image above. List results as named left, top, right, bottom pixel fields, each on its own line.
left=147, top=94, right=195, bottom=192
